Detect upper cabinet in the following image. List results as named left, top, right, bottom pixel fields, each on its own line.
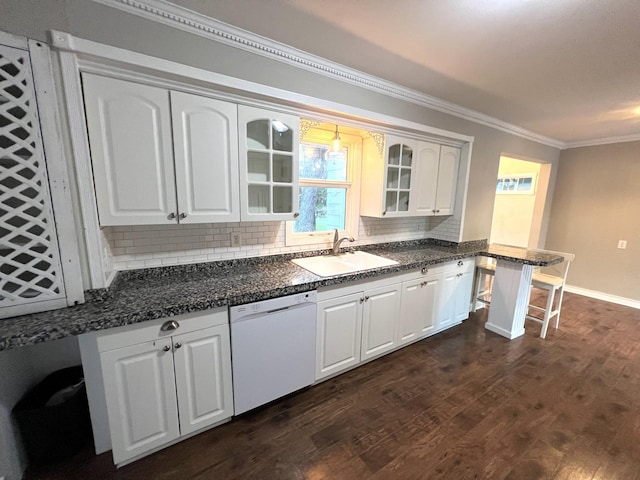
left=238, top=105, right=299, bottom=221
left=413, top=141, right=460, bottom=216
left=82, top=74, right=240, bottom=226
left=360, top=134, right=417, bottom=217
left=361, top=134, right=460, bottom=218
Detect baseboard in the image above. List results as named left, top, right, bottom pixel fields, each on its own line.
left=565, top=285, right=640, bottom=309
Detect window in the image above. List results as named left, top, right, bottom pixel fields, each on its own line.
left=496, top=173, right=537, bottom=194
left=285, top=124, right=361, bottom=246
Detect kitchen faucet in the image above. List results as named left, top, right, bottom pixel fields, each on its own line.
left=332, top=228, right=355, bottom=255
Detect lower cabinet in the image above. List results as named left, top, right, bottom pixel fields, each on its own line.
left=79, top=308, right=233, bottom=466
left=316, top=259, right=475, bottom=382
left=316, top=282, right=401, bottom=380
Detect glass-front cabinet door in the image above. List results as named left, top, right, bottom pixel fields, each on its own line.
left=383, top=136, right=416, bottom=216
left=238, top=105, right=299, bottom=221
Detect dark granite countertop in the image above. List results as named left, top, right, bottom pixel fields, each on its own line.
left=0, top=240, right=563, bottom=351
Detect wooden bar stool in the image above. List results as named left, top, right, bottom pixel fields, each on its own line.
left=525, top=250, right=575, bottom=338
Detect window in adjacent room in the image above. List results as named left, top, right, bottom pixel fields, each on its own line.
left=285, top=123, right=362, bottom=246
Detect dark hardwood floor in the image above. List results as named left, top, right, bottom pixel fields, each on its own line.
left=26, top=291, right=640, bottom=480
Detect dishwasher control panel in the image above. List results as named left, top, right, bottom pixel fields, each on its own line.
left=230, top=290, right=317, bottom=321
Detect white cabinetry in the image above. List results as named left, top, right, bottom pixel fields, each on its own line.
left=398, top=267, right=443, bottom=345
left=439, top=259, right=474, bottom=329
left=79, top=308, right=233, bottom=466
left=414, top=142, right=460, bottom=216
left=361, top=135, right=417, bottom=217
left=238, top=105, right=299, bottom=221
left=82, top=74, right=239, bottom=226
left=361, top=135, right=460, bottom=218
left=316, top=281, right=401, bottom=380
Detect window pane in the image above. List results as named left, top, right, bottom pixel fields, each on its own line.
left=294, top=187, right=346, bottom=233
left=299, top=143, right=347, bottom=181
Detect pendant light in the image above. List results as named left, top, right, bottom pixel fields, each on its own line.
left=331, top=124, right=341, bottom=152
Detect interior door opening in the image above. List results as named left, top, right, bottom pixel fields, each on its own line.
left=489, top=155, right=551, bottom=249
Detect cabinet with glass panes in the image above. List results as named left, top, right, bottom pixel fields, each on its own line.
left=238, top=105, right=299, bottom=220
left=360, top=134, right=418, bottom=218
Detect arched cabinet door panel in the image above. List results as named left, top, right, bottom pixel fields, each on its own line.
left=82, top=73, right=176, bottom=225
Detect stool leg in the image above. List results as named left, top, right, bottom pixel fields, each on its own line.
left=540, top=287, right=556, bottom=339
left=554, top=286, right=565, bottom=329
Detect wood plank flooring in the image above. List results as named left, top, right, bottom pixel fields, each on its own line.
left=26, top=292, right=640, bottom=480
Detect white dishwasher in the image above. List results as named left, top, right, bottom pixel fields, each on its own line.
left=230, top=290, right=317, bottom=415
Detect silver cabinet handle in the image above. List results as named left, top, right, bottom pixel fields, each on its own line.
left=457, top=260, right=464, bottom=266
left=168, top=212, right=176, bottom=220
left=174, top=342, right=182, bottom=349
left=364, top=296, right=370, bottom=301
left=360, top=297, right=365, bottom=303
left=162, top=345, right=171, bottom=352
left=421, top=267, right=428, bottom=274
left=161, top=320, right=180, bottom=331
left=179, top=212, right=187, bottom=219
left=293, top=212, right=299, bottom=218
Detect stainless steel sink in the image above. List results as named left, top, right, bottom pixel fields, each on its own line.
left=291, top=251, right=398, bottom=277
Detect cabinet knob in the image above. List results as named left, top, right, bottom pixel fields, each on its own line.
left=162, top=345, right=171, bottom=352
left=421, top=267, right=428, bottom=274
left=436, top=209, right=440, bottom=213
left=161, top=320, right=180, bottom=331
left=457, top=260, right=464, bottom=266
left=360, top=297, right=365, bottom=303
left=174, top=342, right=182, bottom=349
left=168, top=212, right=176, bottom=220
left=293, top=212, right=299, bottom=218
left=364, top=296, right=370, bottom=301
left=179, top=212, right=187, bottom=219
left=382, top=211, right=387, bottom=216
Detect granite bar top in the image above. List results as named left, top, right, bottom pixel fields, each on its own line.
left=0, top=240, right=563, bottom=351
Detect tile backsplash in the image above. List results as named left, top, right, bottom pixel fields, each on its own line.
left=103, top=215, right=461, bottom=271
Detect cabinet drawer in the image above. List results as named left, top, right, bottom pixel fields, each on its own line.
left=95, top=307, right=228, bottom=353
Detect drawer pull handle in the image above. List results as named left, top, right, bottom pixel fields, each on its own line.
left=161, top=320, right=180, bottom=331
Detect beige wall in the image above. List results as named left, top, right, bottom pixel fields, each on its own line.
left=545, top=141, right=640, bottom=301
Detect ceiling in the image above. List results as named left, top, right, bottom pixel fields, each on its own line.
left=169, top=0, right=640, bottom=146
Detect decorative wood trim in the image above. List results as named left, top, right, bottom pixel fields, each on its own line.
left=0, top=30, right=28, bottom=50
left=299, top=119, right=321, bottom=141
left=57, top=50, right=107, bottom=288
left=49, top=31, right=475, bottom=144
left=564, top=133, right=640, bottom=149
left=366, top=131, right=384, bottom=156
left=86, top=0, right=563, bottom=149
left=29, top=39, right=85, bottom=305
left=564, top=285, right=640, bottom=310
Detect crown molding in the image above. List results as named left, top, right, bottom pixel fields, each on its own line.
left=90, top=0, right=567, bottom=149
left=564, top=133, right=640, bottom=149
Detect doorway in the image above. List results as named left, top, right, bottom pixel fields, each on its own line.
left=489, top=156, right=551, bottom=248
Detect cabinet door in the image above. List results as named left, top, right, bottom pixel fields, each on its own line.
left=82, top=74, right=177, bottom=225
left=398, top=279, right=423, bottom=345
left=100, top=338, right=180, bottom=465
left=434, top=146, right=460, bottom=216
left=173, top=324, right=234, bottom=436
left=419, top=274, right=442, bottom=336
left=171, top=92, right=239, bottom=223
left=382, top=135, right=417, bottom=216
left=413, top=141, right=440, bottom=216
left=438, top=270, right=458, bottom=329
left=316, top=293, right=363, bottom=380
left=361, top=284, right=401, bottom=361
left=454, top=263, right=474, bottom=322
left=238, top=105, right=299, bottom=221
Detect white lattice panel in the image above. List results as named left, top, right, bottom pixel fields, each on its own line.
left=0, top=43, right=65, bottom=313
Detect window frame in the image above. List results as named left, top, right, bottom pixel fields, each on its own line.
left=285, top=127, right=362, bottom=247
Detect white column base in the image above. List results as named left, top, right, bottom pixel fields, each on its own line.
left=485, top=260, right=533, bottom=340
